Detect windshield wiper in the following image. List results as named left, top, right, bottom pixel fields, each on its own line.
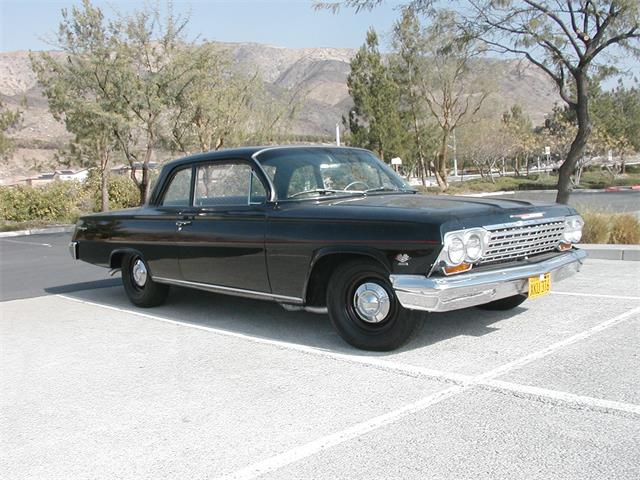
left=288, top=188, right=352, bottom=198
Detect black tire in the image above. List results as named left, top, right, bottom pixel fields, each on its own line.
left=326, top=259, right=423, bottom=351
left=121, top=253, right=169, bottom=308
left=477, top=294, right=527, bottom=311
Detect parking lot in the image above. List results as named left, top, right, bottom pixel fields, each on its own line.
left=1, top=233, right=639, bottom=479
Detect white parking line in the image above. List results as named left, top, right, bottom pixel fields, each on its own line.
left=551, top=291, right=640, bottom=300
left=217, top=386, right=465, bottom=480
left=474, top=306, right=640, bottom=381
left=56, top=294, right=640, bottom=479
left=482, top=379, right=640, bottom=418
left=0, top=238, right=52, bottom=247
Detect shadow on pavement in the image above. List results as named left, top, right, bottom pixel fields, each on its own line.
left=45, top=278, right=121, bottom=294
left=52, top=282, right=521, bottom=355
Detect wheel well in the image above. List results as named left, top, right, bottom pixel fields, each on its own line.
left=109, top=251, right=128, bottom=269
left=305, top=253, right=387, bottom=307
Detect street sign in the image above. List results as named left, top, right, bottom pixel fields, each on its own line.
left=544, top=146, right=551, bottom=155
left=391, top=157, right=402, bottom=165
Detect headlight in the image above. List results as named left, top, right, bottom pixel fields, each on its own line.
left=562, top=215, right=584, bottom=244
left=441, top=228, right=490, bottom=268
left=447, top=236, right=466, bottom=265
left=464, top=232, right=483, bottom=262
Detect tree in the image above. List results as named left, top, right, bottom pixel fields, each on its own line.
left=316, top=1, right=640, bottom=203
left=590, top=81, right=640, bottom=172
left=0, top=100, right=22, bottom=159
left=346, top=28, right=407, bottom=161
left=31, top=0, right=121, bottom=211
left=502, top=104, right=538, bottom=176
left=414, top=9, right=490, bottom=190
left=105, top=5, right=196, bottom=204
left=392, top=8, right=433, bottom=185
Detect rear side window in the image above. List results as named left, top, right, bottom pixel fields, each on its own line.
left=194, top=162, right=267, bottom=207
left=161, top=167, right=192, bottom=207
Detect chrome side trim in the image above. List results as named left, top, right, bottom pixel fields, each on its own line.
left=152, top=276, right=304, bottom=304
left=391, top=249, right=587, bottom=313
left=68, top=241, right=78, bottom=260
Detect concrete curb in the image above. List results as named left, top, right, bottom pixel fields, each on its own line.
left=0, top=225, right=74, bottom=238
left=577, top=243, right=640, bottom=261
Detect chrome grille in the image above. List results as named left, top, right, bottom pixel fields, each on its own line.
left=482, top=218, right=565, bottom=264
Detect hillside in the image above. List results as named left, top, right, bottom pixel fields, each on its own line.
left=0, top=42, right=560, bottom=182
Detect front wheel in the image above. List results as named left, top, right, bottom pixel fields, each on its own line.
left=477, top=294, right=527, bottom=311
left=121, top=253, right=169, bottom=308
left=326, top=260, right=423, bottom=351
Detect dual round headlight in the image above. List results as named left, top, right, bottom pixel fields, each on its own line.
left=444, top=229, right=489, bottom=266
left=563, top=215, right=584, bottom=244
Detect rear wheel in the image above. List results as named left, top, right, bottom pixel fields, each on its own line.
left=477, top=294, right=527, bottom=311
left=326, top=260, right=423, bottom=351
left=121, top=253, right=169, bottom=307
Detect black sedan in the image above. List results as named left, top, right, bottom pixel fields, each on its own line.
left=69, top=146, right=587, bottom=350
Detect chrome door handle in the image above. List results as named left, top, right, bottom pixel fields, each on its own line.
left=176, top=220, right=192, bottom=231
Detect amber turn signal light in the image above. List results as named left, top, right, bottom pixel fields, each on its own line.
left=443, top=262, right=472, bottom=275
left=558, top=242, right=572, bottom=251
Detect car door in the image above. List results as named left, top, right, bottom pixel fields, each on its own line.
left=135, top=165, right=195, bottom=280
left=177, top=160, right=271, bottom=293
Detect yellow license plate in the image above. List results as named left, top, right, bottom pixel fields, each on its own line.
left=528, top=272, right=551, bottom=299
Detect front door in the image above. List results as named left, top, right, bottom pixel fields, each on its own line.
left=178, top=160, right=270, bottom=293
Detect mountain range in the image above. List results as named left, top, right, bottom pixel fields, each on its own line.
left=0, top=41, right=560, bottom=182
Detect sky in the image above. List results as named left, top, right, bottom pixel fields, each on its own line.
left=0, top=0, right=401, bottom=52
left=0, top=0, right=636, bottom=86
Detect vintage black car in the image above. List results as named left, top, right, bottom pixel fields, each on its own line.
left=70, top=146, right=586, bottom=350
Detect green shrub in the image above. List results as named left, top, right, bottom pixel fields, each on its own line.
left=0, top=182, right=81, bottom=223
left=82, top=170, right=140, bottom=212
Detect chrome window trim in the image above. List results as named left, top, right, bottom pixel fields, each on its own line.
left=152, top=276, right=304, bottom=304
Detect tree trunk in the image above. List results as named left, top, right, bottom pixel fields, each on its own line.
left=556, top=75, right=592, bottom=204
left=435, top=131, right=449, bottom=191
left=101, top=168, right=109, bottom=212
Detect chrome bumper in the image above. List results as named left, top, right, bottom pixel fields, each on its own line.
left=68, top=241, right=78, bottom=260
left=390, top=249, right=587, bottom=313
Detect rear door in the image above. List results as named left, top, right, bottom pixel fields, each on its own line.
left=136, top=165, right=194, bottom=280
left=177, top=160, right=270, bottom=293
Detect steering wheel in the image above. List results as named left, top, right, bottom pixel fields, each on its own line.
left=344, top=181, right=369, bottom=191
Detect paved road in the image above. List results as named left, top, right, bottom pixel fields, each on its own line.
left=1, top=236, right=639, bottom=479
left=487, top=190, right=640, bottom=214
left=0, top=232, right=116, bottom=301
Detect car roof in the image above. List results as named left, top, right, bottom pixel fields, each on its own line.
left=161, top=145, right=370, bottom=170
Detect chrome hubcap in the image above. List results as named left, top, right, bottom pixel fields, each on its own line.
left=132, top=259, right=147, bottom=287
left=353, top=282, right=390, bottom=323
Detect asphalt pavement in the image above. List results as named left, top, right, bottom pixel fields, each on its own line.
left=1, top=234, right=639, bottom=480
left=0, top=232, right=116, bottom=301
left=487, top=189, right=640, bottom=215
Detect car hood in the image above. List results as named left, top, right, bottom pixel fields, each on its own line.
left=327, top=193, right=541, bottom=211
left=321, top=192, right=574, bottom=229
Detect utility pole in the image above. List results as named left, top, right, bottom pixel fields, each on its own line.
left=335, top=123, right=341, bottom=147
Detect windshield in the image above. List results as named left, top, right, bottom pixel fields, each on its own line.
left=255, top=148, right=411, bottom=200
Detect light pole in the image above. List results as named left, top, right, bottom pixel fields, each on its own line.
left=447, top=129, right=458, bottom=176
left=335, top=123, right=341, bottom=146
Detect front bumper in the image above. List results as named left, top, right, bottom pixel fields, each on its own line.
left=390, top=249, right=587, bottom=313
